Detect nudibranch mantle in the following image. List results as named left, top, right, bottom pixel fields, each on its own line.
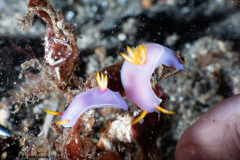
left=61, top=87, right=128, bottom=127
left=121, top=43, right=184, bottom=113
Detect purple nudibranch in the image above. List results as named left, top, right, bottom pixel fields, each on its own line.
left=120, top=43, right=184, bottom=124
left=61, top=87, right=128, bottom=127
left=45, top=72, right=128, bottom=127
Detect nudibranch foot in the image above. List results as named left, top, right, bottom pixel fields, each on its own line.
left=45, top=110, right=63, bottom=115
left=57, top=119, right=70, bottom=125
left=156, top=106, right=175, bottom=114
left=132, top=110, right=147, bottom=124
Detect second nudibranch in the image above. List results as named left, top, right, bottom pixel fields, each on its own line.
left=45, top=72, right=128, bottom=127
left=120, top=43, right=184, bottom=124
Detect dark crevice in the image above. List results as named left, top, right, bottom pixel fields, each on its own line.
left=216, top=70, right=233, bottom=98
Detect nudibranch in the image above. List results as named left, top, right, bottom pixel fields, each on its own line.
left=45, top=72, right=128, bottom=127
left=120, top=43, right=184, bottom=124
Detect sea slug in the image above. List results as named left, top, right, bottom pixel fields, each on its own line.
left=45, top=72, right=128, bottom=127
left=120, top=43, right=184, bottom=124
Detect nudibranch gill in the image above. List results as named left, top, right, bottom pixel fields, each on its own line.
left=120, top=43, right=184, bottom=124
left=45, top=72, right=128, bottom=127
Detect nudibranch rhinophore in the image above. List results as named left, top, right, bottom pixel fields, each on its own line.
left=45, top=72, right=128, bottom=127
left=120, top=43, right=184, bottom=124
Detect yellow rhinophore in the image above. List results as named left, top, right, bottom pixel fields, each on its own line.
left=120, top=44, right=147, bottom=65
left=96, top=71, right=108, bottom=91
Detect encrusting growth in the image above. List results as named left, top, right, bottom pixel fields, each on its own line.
left=21, top=0, right=79, bottom=84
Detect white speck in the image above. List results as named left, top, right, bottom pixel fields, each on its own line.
left=178, top=96, right=184, bottom=101
left=54, top=38, right=69, bottom=44
left=49, top=49, right=53, bottom=57
left=50, top=58, right=65, bottom=66
left=133, top=110, right=140, bottom=116
left=58, top=52, right=61, bottom=55
left=191, top=53, right=196, bottom=59
left=185, top=43, right=191, bottom=49
left=45, top=39, right=49, bottom=48
left=86, top=123, right=90, bottom=129
left=91, top=5, right=98, bottom=12
left=207, top=65, right=214, bottom=72
left=139, top=119, right=144, bottom=124
left=38, top=130, right=43, bottom=137
left=85, top=110, right=94, bottom=116
left=66, top=11, right=75, bottom=21
left=57, top=21, right=63, bottom=29
left=46, top=49, right=55, bottom=65
left=118, top=33, right=127, bottom=41
left=101, top=1, right=108, bottom=7
left=55, top=67, right=61, bottom=80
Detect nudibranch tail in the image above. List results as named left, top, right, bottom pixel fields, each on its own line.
left=96, top=71, right=108, bottom=91
left=132, top=110, right=148, bottom=124
left=57, top=119, right=70, bottom=125
left=120, top=44, right=147, bottom=65
left=45, top=110, right=63, bottom=115
left=156, top=106, right=175, bottom=114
